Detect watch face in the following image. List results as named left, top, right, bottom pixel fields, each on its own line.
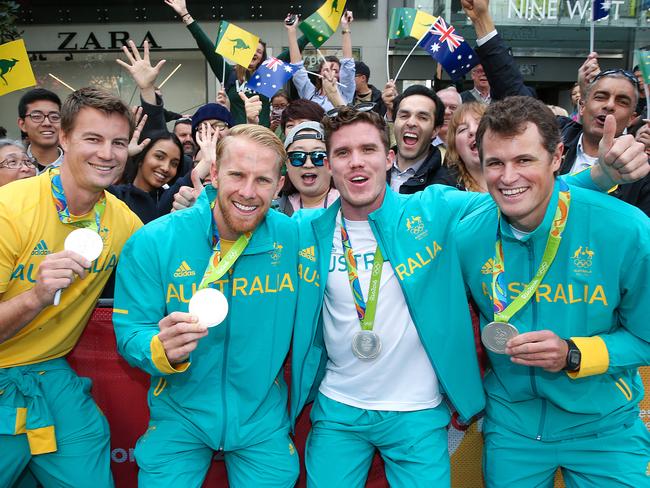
left=568, top=349, right=581, bottom=370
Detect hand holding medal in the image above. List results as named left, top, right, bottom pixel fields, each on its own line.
left=53, top=228, right=104, bottom=306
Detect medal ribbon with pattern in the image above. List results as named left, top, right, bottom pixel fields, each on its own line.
left=49, top=166, right=105, bottom=231
left=340, top=215, right=384, bottom=331
left=198, top=200, right=251, bottom=289
left=492, top=180, right=571, bottom=323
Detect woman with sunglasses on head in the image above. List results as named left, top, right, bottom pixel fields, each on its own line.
left=165, top=0, right=312, bottom=127
left=0, top=139, right=37, bottom=187
left=286, top=11, right=356, bottom=111
left=276, top=122, right=339, bottom=216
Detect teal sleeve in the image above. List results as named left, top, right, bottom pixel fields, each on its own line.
left=602, top=328, right=650, bottom=374
left=561, top=168, right=601, bottom=192
left=430, top=185, right=492, bottom=223
left=113, top=230, right=174, bottom=377
left=187, top=20, right=232, bottom=82
left=277, top=35, right=310, bottom=62
left=572, top=250, right=650, bottom=378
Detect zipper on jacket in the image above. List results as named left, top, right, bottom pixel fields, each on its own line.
left=525, top=240, right=546, bottom=441
left=295, top=240, right=326, bottom=425
left=369, top=217, right=469, bottom=420
left=218, top=268, right=233, bottom=451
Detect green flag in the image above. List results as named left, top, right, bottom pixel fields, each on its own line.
left=299, top=0, right=347, bottom=48
left=388, top=8, right=416, bottom=40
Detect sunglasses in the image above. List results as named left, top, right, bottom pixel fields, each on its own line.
left=590, top=69, right=639, bottom=89
left=326, top=102, right=376, bottom=118
left=287, top=150, right=327, bottom=167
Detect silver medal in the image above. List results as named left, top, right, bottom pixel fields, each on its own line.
left=481, top=321, right=519, bottom=354
left=351, top=330, right=381, bottom=360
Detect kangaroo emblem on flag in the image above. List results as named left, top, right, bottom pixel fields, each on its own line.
left=0, top=58, right=19, bottom=85
left=229, top=38, right=250, bottom=55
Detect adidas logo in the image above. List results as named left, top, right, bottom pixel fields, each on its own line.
left=173, top=261, right=196, bottom=277
left=299, top=246, right=316, bottom=262
left=31, top=240, right=50, bottom=256
left=481, top=258, right=495, bottom=275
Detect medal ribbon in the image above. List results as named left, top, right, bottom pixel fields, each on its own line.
left=492, top=180, right=571, bottom=323
left=198, top=200, right=251, bottom=290
left=340, top=215, right=384, bottom=331
left=48, top=166, right=105, bottom=232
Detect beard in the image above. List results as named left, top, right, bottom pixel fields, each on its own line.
left=216, top=191, right=268, bottom=237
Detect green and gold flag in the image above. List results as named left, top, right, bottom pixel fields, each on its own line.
left=215, top=21, right=259, bottom=68
left=388, top=8, right=417, bottom=40
left=299, top=0, right=348, bottom=48
left=0, top=39, right=36, bottom=97
left=410, top=10, right=438, bottom=40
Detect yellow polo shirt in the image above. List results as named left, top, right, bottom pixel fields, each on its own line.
left=0, top=173, right=141, bottom=367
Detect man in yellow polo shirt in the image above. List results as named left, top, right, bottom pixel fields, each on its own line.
left=0, top=87, right=141, bottom=487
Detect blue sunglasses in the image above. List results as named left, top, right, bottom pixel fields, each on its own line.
left=287, top=150, right=327, bottom=167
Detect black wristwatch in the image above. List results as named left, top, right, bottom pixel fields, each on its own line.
left=563, top=339, right=581, bottom=372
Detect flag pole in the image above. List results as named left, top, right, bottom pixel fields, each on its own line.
left=222, top=61, right=226, bottom=85
left=645, top=83, right=650, bottom=121
left=589, top=21, right=595, bottom=53
left=158, top=63, right=182, bottom=89
left=306, top=71, right=347, bottom=88
left=394, top=28, right=431, bottom=84
left=48, top=73, right=75, bottom=92
left=386, top=36, right=391, bottom=82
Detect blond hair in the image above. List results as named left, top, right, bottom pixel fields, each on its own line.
left=444, top=102, right=486, bottom=192
left=216, top=124, right=286, bottom=174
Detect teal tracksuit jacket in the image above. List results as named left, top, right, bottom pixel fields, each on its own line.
left=113, top=186, right=298, bottom=450
left=456, top=181, right=650, bottom=441
left=290, top=185, right=488, bottom=426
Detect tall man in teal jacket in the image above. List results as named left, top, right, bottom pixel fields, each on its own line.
left=113, top=125, right=299, bottom=487
left=289, top=106, right=647, bottom=487
left=456, top=96, right=650, bottom=487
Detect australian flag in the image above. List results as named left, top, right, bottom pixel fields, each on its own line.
left=592, top=0, right=611, bottom=21
left=418, top=18, right=479, bottom=81
left=249, top=57, right=299, bottom=99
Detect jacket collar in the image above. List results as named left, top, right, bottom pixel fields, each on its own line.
left=387, top=146, right=443, bottom=184
left=198, top=185, right=275, bottom=254
left=499, top=179, right=562, bottom=243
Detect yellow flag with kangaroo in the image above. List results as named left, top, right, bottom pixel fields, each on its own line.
left=0, top=39, right=36, bottom=96
left=215, top=21, right=259, bottom=69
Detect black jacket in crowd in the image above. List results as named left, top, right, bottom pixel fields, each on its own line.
left=386, top=145, right=458, bottom=194
left=557, top=117, right=650, bottom=216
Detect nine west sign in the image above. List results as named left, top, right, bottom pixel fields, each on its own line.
left=506, top=0, right=629, bottom=21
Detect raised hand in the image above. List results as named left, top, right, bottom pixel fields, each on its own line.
left=382, top=80, right=398, bottom=119
left=171, top=169, right=203, bottom=212
left=340, top=10, right=354, bottom=28
left=195, top=122, right=219, bottom=167
left=116, top=40, right=166, bottom=91
left=128, top=106, right=150, bottom=157
left=460, top=0, right=494, bottom=37
left=578, top=52, right=600, bottom=94
left=322, top=69, right=344, bottom=107
left=592, top=114, right=649, bottom=187
left=164, top=0, right=188, bottom=17
left=239, top=92, right=262, bottom=124
left=216, top=88, right=231, bottom=110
